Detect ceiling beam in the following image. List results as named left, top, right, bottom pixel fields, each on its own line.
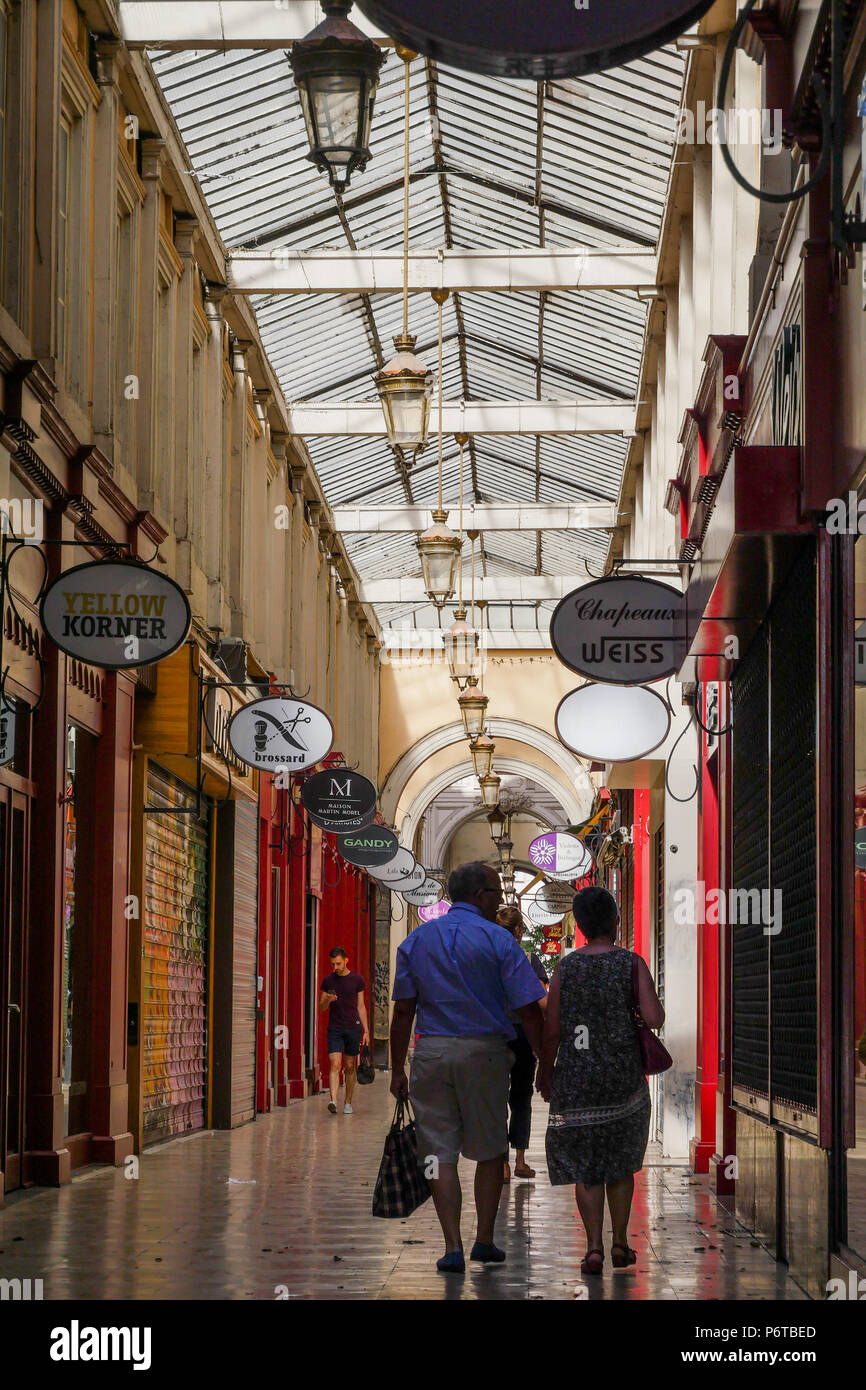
left=333, top=503, right=618, bottom=532
left=381, top=629, right=553, bottom=650
left=119, top=1, right=387, bottom=47
left=227, top=248, right=658, bottom=295
left=359, top=575, right=587, bottom=602
left=288, top=401, right=636, bottom=436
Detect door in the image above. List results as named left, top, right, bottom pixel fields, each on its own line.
left=1, top=787, right=28, bottom=1191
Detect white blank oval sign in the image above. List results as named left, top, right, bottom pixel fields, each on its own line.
left=555, top=684, right=671, bottom=763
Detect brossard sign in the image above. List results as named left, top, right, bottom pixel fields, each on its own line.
left=550, top=576, right=685, bottom=685
left=40, top=559, right=191, bottom=669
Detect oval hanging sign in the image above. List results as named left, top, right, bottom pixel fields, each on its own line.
left=40, top=559, right=191, bottom=670
left=528, top=831, right=592, bottom=880
left=366, top=847, right=418, bottom=886
left=301, top=768, right=378, bottom=832
left=228, top=696, right=334, bottom=772
left=536, top=879, right=577, bottom=916
left=419, top=899, right=450, bottom=923
left=556, top=683, right=671, bottom=763
left=550, top=576, right=685, bottom=685
left=401, top=876, right=444, bottom=907
left=356, top=0, right=715, bottom=80
left=337, top=826, right=399, bottom=868
left=393, top=861, right=427, bottom=893
left=525, top=897, right=564, bottom=928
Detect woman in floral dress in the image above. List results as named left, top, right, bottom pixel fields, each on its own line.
left=537, top=886, right=664, bottom=1275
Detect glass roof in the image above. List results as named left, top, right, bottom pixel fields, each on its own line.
left=150, top=38, right=685, bottom=626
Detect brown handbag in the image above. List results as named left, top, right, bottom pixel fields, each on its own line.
left=630, top=953, right=673, bottom=1075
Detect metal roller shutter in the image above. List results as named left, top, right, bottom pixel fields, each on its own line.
left=731, top=623, right=770, bottom=1098
left=143, top=765, right=210, bottom=1146
left=769, top=542, right=817, bottom=1113
left=231, top=798, right=258, bottom=1126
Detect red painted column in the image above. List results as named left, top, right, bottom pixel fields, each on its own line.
left=89, top=672, right=136, bottom=1165
left=632, top=788, right=651, bottom=963
left=711, top=681, right=737, bottom=1197
left=692, top=685, right=720, bottom=1173
left=256, top=777, right=274, bottom=1113
left=285, top=802, right=308, bottom=1099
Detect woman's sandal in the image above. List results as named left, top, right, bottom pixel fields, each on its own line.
left=610, top=1243, right=637, bottom=1268
left=514, top=1165, right=536, bottom=1179
left=580, top=1248, right=604, bottom=1275
left=502, top=1160, right=511, bottom=1184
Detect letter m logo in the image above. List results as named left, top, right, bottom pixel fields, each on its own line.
left=330, top=777, right=351, bottom=797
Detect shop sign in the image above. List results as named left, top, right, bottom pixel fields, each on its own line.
left=856, top=826, right=866, bottom=871
left=393, top=861, right=427, bottom=893
left=337, top=826, right=399, bottom=867
left=40, top=559, right=191, bottom=670
left=301, top=768, right=378, bottom=832
left=550, top=576, right=685, bottom=685
left=856, top=621, right=866, bottom=685
left=543, top=922, right=564, bottom=940
left=419, top=899, right=450, bottom=923
left=228, top=696, right=334, bottom=771
left=366, top=846, right=417, bottom=885
left=555, top=683, right=671, bottom=763
left=541, top=939, right=562, bottom=956
left=528, top=831, right=592, bottom=879
left=356, top=0, right=715, bottom=80
left=537, top=880, right=576, bottom=916
left=401, top=875, right=443, bottom=907
left=525, top=896, right=564, bottom=927
left=0, top=697, right=14, bottom=766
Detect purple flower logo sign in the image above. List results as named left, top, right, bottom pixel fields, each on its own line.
left=418, top=900, right=450, bottom=923
left=528, top=832, right=592, bottom=880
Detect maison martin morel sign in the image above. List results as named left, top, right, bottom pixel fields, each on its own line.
left=40, top=560, right=191, bottom=669
left=550, top=576, right=685, bottom=685
left=301, top=769, right=378, bottom=832
left=228, top=697, right=334, bottom=772
left=357, top=0, right=715, bottom=79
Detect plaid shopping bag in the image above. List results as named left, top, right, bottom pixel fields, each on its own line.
left=371, top=1096, right=431, bottom=1218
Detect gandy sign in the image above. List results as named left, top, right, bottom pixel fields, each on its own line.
left=550, top=576, right=685, bottom=685
left=40, top=560, right=191, bottom=669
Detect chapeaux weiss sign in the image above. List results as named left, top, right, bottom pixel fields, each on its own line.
left=550, top=576, right=685, bottom=685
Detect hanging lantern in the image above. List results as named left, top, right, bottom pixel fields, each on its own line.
left=290, top=1, right=385, bottom=194
left=470, top=731, right=495, bottom=780
left=443, top=606, right=480, bottom=686
left=375, top=334, right=434, bottom=461
left=498, top=836, right=514, bottom=865
left=418, top=510, right=462, bottom=608
left=487, top=803, right=506, bottom=845
left=458, top=685, right=488, bottom=738
left=479, top=772, right=501, bottom=808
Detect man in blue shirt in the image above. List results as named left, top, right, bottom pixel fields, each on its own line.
left=390, top=861, right=546, bottom=1273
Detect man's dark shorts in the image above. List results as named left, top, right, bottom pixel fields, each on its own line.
left=327, top=1024, right=363, bottom=1057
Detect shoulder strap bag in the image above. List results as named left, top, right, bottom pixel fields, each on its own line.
left=630, top=952, right=673, bottom=1075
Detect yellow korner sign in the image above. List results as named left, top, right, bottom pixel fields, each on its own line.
left=41, top=559, right=191, bottom=669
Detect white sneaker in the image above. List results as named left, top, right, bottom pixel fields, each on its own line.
left=327, top=1100, right=337, bottom=1114
left=343, top=1103, right=353, bottom=1115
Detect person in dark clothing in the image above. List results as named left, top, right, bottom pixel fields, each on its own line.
left=537, top=886, right=664, bottom=1276
left=319, top=947, right=369, bottom=1115
left=496, top=905, right=548, bottom=1182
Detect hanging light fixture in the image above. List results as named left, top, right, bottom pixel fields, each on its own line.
left=290, top=1, right=385, bottom=194
left=375, top=47, right=432, bottom=462
left=470, top=731, right=495, bottom=780
left=417, top=288, right=461, bottom=606
left=455, top=523, right=486, bottom=725
left=479, top=772, right=501, bottom=809
left=458, top=686, right=488, bottom=738
left=487, top=804, right=506, bottom=845
left=497, top=836, right=514, bottom=867
left=443, top=430, right=480, bottom=684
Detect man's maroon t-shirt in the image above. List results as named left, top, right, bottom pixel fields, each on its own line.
left=322, top=971, right=366, bottom=1029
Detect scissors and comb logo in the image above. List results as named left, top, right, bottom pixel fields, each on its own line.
left=252, top=706, right=312, bottom=753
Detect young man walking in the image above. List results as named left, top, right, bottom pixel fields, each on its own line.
left=320, top=947, right=369, bottom=1114
left=390, top=862, right=546, bottom=1273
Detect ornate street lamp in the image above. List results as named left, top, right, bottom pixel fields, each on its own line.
left=487, top=803, right=506, bottom=845
left=458, top=685, right=488, bottom=738
left=470, top=731, right=495, bottom=780
left=374, top=47, right=432, bottom=461
left=479, top=772, right=501, bottom=809
left=497, top=836, right=514, bottom=867
left=443, top=606, right=480, bottom=686
left=418, top=514, right=462, bottom=608
left=290, top=1, right=385, bottom=194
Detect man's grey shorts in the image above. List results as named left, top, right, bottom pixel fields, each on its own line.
left=409, top=1035, right=514, bottom=1165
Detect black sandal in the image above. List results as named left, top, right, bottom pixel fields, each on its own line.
left=580, top=1247, right=604, bottom=1275
left=611, top=1242, right=637, bottom=1268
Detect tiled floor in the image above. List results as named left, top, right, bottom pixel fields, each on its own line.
left=0, top=1085, right=809, bottom=1300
